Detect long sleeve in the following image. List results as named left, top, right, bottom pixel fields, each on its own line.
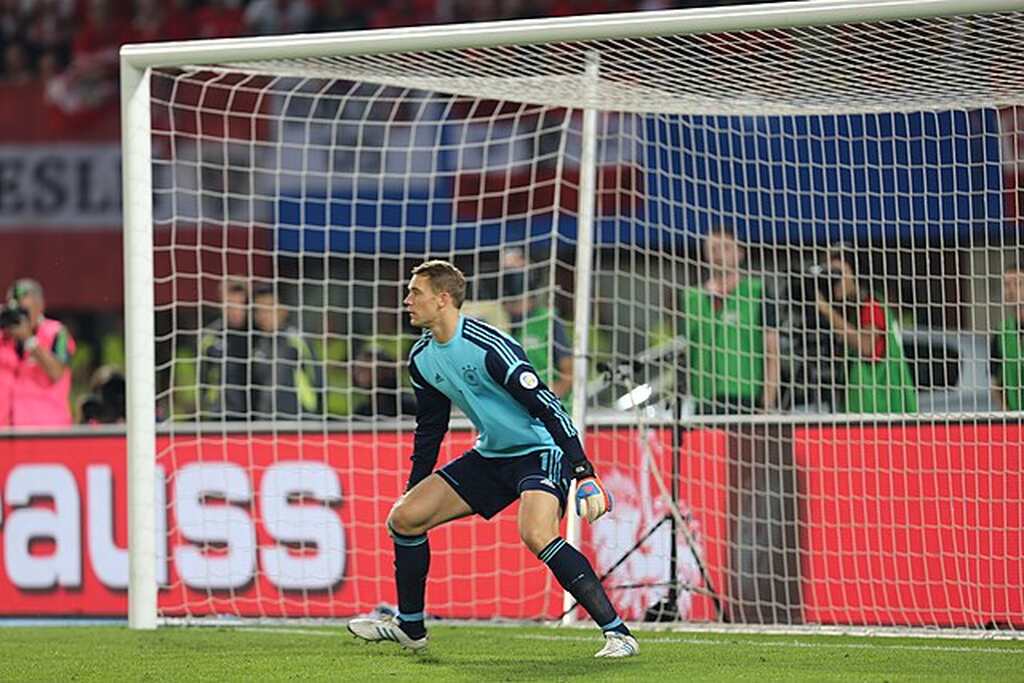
left=407, top=355, right=452, bottom=490
left=483, top=349, right=588, bottom=468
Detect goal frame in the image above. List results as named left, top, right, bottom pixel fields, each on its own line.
left=120, top=0, right=1024, bottom=630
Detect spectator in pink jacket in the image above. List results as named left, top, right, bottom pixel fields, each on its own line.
left=0, top=279, right=76, bottom=427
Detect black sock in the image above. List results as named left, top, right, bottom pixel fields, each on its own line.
left=539, top=538, right=630, bottom=636
left=391, top=524, right=429, bottom=639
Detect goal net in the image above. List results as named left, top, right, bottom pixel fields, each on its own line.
left=123, top=0, right=1024, bottom=633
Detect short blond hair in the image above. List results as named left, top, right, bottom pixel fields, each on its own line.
left=411, top=260, right=466, bottom=308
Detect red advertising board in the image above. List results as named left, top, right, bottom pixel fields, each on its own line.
left=796, top=423, right=1024, bottom=629
left=0, top=432, right=559, bottom=619
left=0, top=424, right=1021, bottom=628
left=0, top=429, right=711, bottom=620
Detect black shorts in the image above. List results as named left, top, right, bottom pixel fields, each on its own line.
left=437, top=448, right=571, bottom=520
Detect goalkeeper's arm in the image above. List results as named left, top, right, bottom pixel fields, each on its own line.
left=406, top=357, right=452, bottom=490
left=484, top=353, right=612, bottom=521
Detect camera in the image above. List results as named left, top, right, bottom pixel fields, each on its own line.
left=0, top=301, right=28, bottom=328
left=790, top=262, right=844, bottom=303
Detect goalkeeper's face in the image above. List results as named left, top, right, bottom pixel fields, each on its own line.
left=404, top=274, right=445, bottom=328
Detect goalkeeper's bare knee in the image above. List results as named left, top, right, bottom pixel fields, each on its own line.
left=387, top=503, right=429, bottom=537
left=517, top=490, right=562, bottom=555
left=521, top=527, right=559, bottom=556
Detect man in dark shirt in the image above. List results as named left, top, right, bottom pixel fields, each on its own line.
left=351, top=348, right=417, bottom=418
left=250, top=283, right=323, bottom=420
left=199, top=279, right=251, bottom=420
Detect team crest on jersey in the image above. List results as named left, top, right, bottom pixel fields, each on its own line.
left=461, top=364, right=481, bottom=387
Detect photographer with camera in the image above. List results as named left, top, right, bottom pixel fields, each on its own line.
left=0, top=279, right=77, bottom=427
left=811, top=252, right=918, bottom=414
left=680, top=226, right=780, bottom=415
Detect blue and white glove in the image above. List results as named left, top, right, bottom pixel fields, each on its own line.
left=572, top=461, right=613, bottom=523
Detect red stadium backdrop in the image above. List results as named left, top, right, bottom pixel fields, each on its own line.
left=796, top=424, right=1024, bottom=628
left=0, top=425, right=1021, bottom=628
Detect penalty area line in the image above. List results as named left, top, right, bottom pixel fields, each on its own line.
left=511, top=633, right=1024, bottom=655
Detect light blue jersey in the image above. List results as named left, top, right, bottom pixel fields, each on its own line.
left=409, top=316, right=576, bottom=460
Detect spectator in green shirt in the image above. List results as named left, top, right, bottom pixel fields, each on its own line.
left=991, top=261, right=1024, bottom=411
left=500, top=248, right=573, bottom=398
left=680, top=226, right=780, bottom=415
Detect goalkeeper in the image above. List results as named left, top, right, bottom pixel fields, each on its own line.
left=348, top=260, right=638, bottom=659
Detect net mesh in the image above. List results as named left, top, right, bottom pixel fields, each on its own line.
left=216, top=11, right=1024, bottom=115
left=142, top=5, right=1024, bottom=630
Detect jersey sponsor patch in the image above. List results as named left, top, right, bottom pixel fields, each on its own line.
left=519, top=371, right=539, bottom=390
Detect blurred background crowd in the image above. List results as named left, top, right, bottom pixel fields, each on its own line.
left=0, top=0, right=772, bottom=84
left=0, top=0, right=789, bottom=427
left=0, top=0, right=1021, bottom=427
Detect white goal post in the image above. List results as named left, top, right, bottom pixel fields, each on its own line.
left=121, top=0, right=1024, bottom=633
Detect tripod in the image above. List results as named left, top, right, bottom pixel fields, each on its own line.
left=640, top=397, right=697, bottom=622
left=560, top=355, right=725, bottom=623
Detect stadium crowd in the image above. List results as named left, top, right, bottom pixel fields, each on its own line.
left=0, top=0, right=774, bottom=83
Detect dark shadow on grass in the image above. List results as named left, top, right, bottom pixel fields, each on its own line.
left=407, top=647, right=639, bottom=681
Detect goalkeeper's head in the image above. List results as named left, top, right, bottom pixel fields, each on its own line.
left=405, top=260, right=465, bottom=329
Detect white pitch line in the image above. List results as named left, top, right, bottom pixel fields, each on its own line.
left=227, top=626, right=1024, bottom=656
left=237, top=627, right=338, bottom=637
left=510, top=633, right=1024, bottom=656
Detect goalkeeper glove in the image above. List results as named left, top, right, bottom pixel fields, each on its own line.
left=572, top=461, right=613, bottom=523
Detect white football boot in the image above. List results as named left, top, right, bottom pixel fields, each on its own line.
left=594, top=631, right=639, bottom=658
left=347, top=616, right=428, bottom=652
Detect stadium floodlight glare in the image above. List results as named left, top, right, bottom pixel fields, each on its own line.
left=122, top=0, right=1024, bottom=635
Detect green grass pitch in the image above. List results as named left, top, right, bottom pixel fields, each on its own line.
left=0, top=624, right=1021, bottom=681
